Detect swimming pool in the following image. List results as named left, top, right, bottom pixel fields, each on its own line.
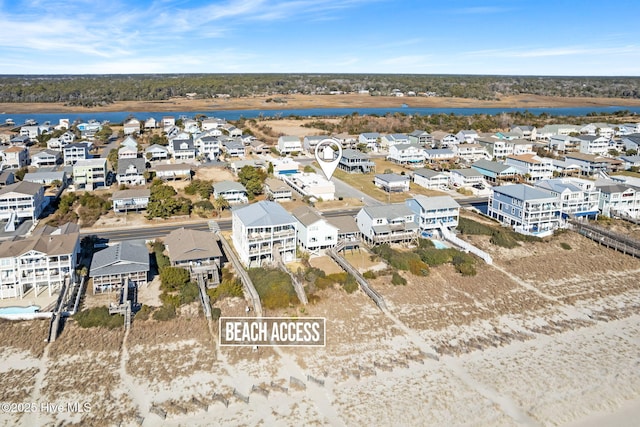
left=0, top=305, right=41, bottom=315
left=431, top=240, right=448, bottom=250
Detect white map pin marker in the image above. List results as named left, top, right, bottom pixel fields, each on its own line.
left=315, top=139, right=343, bottom=180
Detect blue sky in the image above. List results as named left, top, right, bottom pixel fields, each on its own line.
left=1, top=0, right=639, bottom=75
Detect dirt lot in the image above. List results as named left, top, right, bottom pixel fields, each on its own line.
left=333, top=158, right=447, bottom=203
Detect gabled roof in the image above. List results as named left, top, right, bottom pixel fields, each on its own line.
left=264, top=178, right=291, bottom=192
left=0, top=181, right=42, bottom=197
left=471, top=159, right=513, bottom=174
left=535, top=179, right=582, bottom=194
left=165, top=228, right=222, bottom=263
left=89, top=240, right=149, bottom=278
left=391, top=142, right=423, bottom=151
left=154, top=163, right=192, bottom=172
left=360, top=132, right=380, bottom=140
left=0, top=229, right=78, bottom=258
left=292, top=205, right=325, bottom=227
left=112, top=189, right=150, bottom=200
left=409, top=130, right=431, bottom=137
left=23, top=171, right=66, bottom=182
left=121, top=135, right=138, bottom=147
left=32, top=149, right=60, bottom=158
left=326, top=215, right=359, bottom=234
left=117, top=158, right=146, bottom=175
left=375, top=173, right=409, bottom=183
left=341, top=149, right=369, bottom=160
left=4, top=145, right=27, bottom=153
left=450, top=168, right=482, bottom=178
left=492, top=184, right=557, bottom=201
left=171, top=138, right=195, bottom=150
left=424, top=148, right=454, bottom=156
left=145, top=144, right=169, bottom=152
left=409, top=195, right=460, bottom=210
left=74, top=158, right=106, bottom=168
left=234, top=201, right=296, bottom=227
left=413, top=168, right=447, bottom=178
left=118, top=145, right=138, bottom=154
left=64, top=142, right=89, bottom=150
left=214, top=180, right=247, bottom=194
left=361, top=203, right=414, bottom=220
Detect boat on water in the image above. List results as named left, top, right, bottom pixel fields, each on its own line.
left=24, top=119, right=37, bottom=125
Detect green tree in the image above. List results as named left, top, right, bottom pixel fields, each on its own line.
left=95, top=125, right=113, bottom=143
left=213, top=195, right=230, bottom=215
left=107, top=148, right=118, bottom=171
left=146, top=179, right=192, bottom=219
left=238, top=166, right=267, bottom=199
left=160, top=267, right=190, bottom=292
left=14, top=167, right=28, bottom=181
left=185, top=179, right=213, bottom=199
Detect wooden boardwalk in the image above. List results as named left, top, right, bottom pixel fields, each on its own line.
left=569, top=220, right=640, bottom=259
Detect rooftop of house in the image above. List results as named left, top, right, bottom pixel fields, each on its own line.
left=413, top=168, right=447, bottom=178
left=0, top=180, right=43, bottom=197
left=89, top=240, right=149, bottom=277
left=409, top=195, right=460, bottom=211
left=375, top=173, right=410, bottom=182
left=492, top=183, right=557, bottom=201
left=112, top=188, right=151, bottom=199
left=0, top=227, right=78, bottom=258
left=164, top=227, right=222, bottom=263
left=214, top=180, right=247, bottom=194
left=233, top=200, right=296, bottom=228
left=292, top=205, right=326, bottom=227
left=361, top=203, right=414, bottom=220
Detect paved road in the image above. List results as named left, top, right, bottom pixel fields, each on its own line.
left=80, top=208, right=375, bottom=242
left=81, top=198, right=487, bottom=243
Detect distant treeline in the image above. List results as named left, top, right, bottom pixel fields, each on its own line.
left=0, top=74, right=639, bottom=106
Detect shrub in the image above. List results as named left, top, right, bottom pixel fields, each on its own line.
left=160, top=267, right=190, bottom=292
left=303, top=266, right=325, bottom=283
left=152, top=241, right=170, bottom=271
left=408, top=258, right=429, bottom=276
left=152, top=304, right=176, bottom=321
left=342, top=276, right=359, bottom=294
left=419, top=247, right=454, bottom=266
left=249, top=268, right=298, bottom=309
left=490, top=230, right=519, bottom=248
left=135, top=304, right=154, bottom=321
left=457, top=217, right=493, bottom=235
left=560, top=242, right=572, bottom=250
left=314, top=276, right=335, bottom=290
left=180, top=281, right=200, bottom=305
left=362, top=270, right=377, bottom=279
left=455, top=262, right=477, bottom=276
left=211, top=307, right=222, bottom=321
left=391, top=272, right=407, bottom=286
left=160, top=292, right=180, bottom=309
left=208, top=279, right=244, bottom=302
left=74, top=306, right=123, bottom=329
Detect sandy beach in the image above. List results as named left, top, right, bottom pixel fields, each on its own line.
left=1, top=223, right=639, bottom=426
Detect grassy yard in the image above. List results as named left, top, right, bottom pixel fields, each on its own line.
left=334, top=158, right=447, bottom=203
